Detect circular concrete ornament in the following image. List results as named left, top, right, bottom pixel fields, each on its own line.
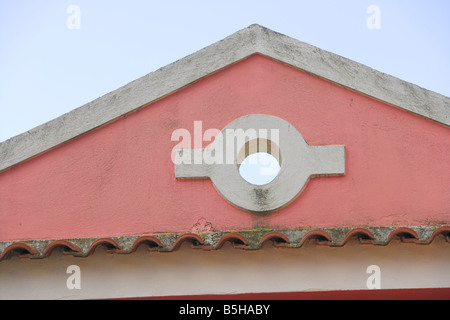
left=175, top=115, right=345, bottom=213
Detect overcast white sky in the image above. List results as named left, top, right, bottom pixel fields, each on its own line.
left=0, top=0, right=449, bottom=143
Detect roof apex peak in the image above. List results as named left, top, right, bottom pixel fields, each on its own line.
left=0, top=24, right=449, bottom=172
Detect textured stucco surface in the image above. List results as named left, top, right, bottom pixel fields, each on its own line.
left=0, top=54, right=448, bottom=242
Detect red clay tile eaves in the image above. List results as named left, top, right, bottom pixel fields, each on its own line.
left=0, top=226, right=449, bottom=262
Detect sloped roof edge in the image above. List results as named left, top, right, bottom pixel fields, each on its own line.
left=0, top=24, right=449, bottom=172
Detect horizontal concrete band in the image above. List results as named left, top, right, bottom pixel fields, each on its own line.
left=1, top=225, right=449, bottom=262
left=1, top=24, right=449, bottom=172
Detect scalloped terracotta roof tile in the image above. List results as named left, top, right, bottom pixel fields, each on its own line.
left=1, top=226, right=449, bottom=262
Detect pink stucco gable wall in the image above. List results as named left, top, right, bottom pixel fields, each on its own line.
left=1, top=54, right=449, bottom=241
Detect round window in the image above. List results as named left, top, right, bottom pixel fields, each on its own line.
left=238, top=152, right=281, bottom=185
